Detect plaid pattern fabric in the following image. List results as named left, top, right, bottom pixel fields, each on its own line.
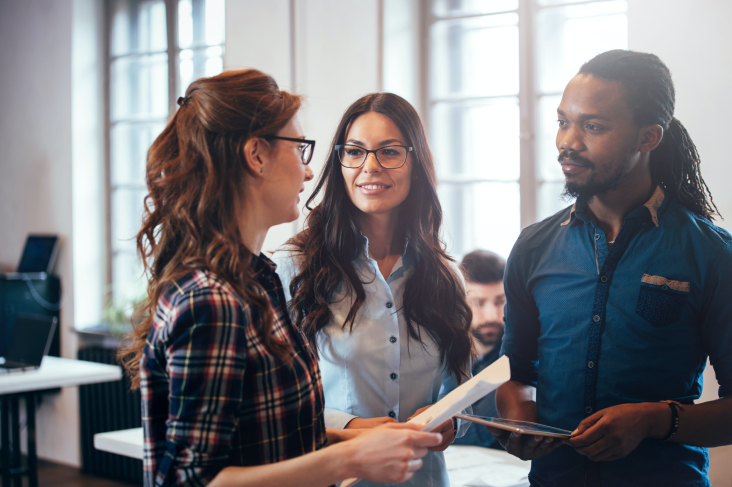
left=140, top=254, right=327, bottom=487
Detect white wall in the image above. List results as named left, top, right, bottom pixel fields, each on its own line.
left=0, top=0, right=81, bottom=466
left=629, top=2, right=732, bottom=484
left=225, top=0, right=382, bottom=253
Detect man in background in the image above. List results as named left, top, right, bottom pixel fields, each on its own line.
left=442, top=249, right=506, bottom=449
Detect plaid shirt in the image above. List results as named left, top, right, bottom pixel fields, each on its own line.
left=140, top=254, right=327, bottom=487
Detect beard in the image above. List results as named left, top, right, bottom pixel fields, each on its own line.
left=559, top=150, right=628, bottom=206
left=471, top=322, right=504, bottom=348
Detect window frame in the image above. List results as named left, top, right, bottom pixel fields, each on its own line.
left=105, top=0, right=224, bottom=305
left=422, top=0, right=628, bottom=255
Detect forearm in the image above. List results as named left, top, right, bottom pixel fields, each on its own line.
left=209, top=442, right=353, bottom=487
left=495, top=380, right=538, bottom=421
left=667, top=396, right=732, bottom=447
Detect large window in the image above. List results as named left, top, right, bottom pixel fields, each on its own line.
left=427, top=0, right=627, bottom=258
left=108, top=0, right=224, bottom=305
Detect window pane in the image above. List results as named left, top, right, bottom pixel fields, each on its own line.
left=537, top=94, right=564, bottom=182
left=433, top=0, right=518, bottom=17
left=439, top=182, right=520, bottom=259
left=178, top=0, right=225, bottom=48
left=112, top=252, right=145, bottom=304
left=432, top=98, right=519, bottom=180
left=111, top=0, right=167, bottom=56
left=537, top=181, right=570, bottom=221
left=536, top=1, right=627, bottom=94
left=537, top=0, right=611, bottom=5
left=111, top=188, right=147, bottom=253
left=111, top=122, right=166, bottom=186
left=431, top=14, right=519, bottom=99
left=111, top=54, right=169, bottom=121
left=179, top=46, right=224, bottom=95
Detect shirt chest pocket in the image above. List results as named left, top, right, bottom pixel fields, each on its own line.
left=635, top=273, right=690, bottom=328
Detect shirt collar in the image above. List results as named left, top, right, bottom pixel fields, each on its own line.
left=251, top=251, right=277, bottom=278
left=359, top=234, right=417, bottom=268
left=560, top=185, right=667, bottom=228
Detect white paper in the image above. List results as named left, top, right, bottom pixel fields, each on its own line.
left=340, top=356, right=511, bottom=487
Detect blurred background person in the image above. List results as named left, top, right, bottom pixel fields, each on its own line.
left=442, top=250, right=506, bottom=450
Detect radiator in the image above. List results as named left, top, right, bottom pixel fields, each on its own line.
left=78, top=347, right=143, bottom=484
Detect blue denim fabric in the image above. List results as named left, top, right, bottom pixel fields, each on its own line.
left=501, top=187, right=732, bottom=486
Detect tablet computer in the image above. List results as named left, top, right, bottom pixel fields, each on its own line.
left=454, top=414, right=573, bottom=438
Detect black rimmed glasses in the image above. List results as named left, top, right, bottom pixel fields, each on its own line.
left=262, top=135, right=316, bottom=165
left=335, top=144, right=413, bottom=169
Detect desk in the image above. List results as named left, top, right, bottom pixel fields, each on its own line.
left=0, top=356, right=121, bottom=487
left=94, top=430, right=530, bottom=487
left=94, top=428, right=143, bottom=460
left=445, top=445, right=530, bottom=487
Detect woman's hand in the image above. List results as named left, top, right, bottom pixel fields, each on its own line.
left=407, top=405, right=455, bottom=451
left=326, top=428, right=367, bottom=445
left=340, top=422, right=443, bottom=484
left=345, top=416, right=397, bottom=429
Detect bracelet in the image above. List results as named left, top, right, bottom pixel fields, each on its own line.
left=452, top=417, right=458, bottom=438
left=660, top=400, right=685, bottom=440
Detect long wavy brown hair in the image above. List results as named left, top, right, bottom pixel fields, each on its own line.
left=286, top=93, right=473, bottom=384
left=119, top=69, right=301, bottom=389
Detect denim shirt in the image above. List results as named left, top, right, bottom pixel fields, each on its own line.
left=274, top=237, right=470, bottom=487
left=502, top=186, right=732, bottom=487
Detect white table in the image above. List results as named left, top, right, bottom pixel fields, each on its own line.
left=0, top=356, right=122, bottom=487
left=445, top=445, right=531, bottom=487
left=94, top=430, right=531, bottom=487
left=94, top=427, right=143, bottom=460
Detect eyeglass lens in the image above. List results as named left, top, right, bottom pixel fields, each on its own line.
left=338, top=145, right=408, bottom=168
left=300, top=143, right=313, bottom=164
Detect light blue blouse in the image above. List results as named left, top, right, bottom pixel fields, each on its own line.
left=273, top=236, right=470, bottom=487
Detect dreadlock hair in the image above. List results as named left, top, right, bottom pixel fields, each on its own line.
left=579, top=49, right=719, bottom=221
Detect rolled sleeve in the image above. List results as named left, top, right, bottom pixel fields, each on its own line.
left=702, top=240, right=732, bottom=398
left=324, top=407, right=358, bottom=430
left=160, top=289, right=249, bottom=486
left=501, top=236, right=541, bottom=388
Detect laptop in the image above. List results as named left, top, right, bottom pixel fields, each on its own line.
left=0, top=314, right=58, bottom=374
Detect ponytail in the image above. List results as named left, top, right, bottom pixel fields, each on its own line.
left=651, top=118, right=719, bottom=221
left=579, top=50, right=719, bottom=221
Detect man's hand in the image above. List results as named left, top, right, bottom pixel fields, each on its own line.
left=568, top=403, right=671, bottom=462
left=345, top=416, right=398, bottom=429
left=408, top=406, right=455, bottom=451
left=488, top=427, right=565, bottom=461
left=491, top=381, right=564, bottom=460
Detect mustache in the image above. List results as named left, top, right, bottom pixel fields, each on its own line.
left=473, top=322, right=504, bottom=331
left=558, top=151, right=595, bottom=169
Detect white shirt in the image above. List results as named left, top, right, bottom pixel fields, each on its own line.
left=273, top=236, right=470, bottom=487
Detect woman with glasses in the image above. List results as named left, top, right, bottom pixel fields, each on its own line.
left=119, top=71, right=442, bottom=487
left=274, top=93, right=474, bottom=486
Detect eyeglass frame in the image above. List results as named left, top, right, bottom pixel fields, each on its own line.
left=335, top=144, right=414, bottom=169
left=261, top=135, right=316, bottom=165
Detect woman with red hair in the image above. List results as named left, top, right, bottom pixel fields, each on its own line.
left=119, top=69, right=441, bottom=487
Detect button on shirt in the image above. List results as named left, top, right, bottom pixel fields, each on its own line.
left=275, top=237, right=470, bottom=487
left=502, top=186, right=732, bottom=486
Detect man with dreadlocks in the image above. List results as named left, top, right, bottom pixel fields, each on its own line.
left=491, top=50, right=732, bottom=486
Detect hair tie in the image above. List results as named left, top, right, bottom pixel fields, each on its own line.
left=177, top=96, right=187, bottom=107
